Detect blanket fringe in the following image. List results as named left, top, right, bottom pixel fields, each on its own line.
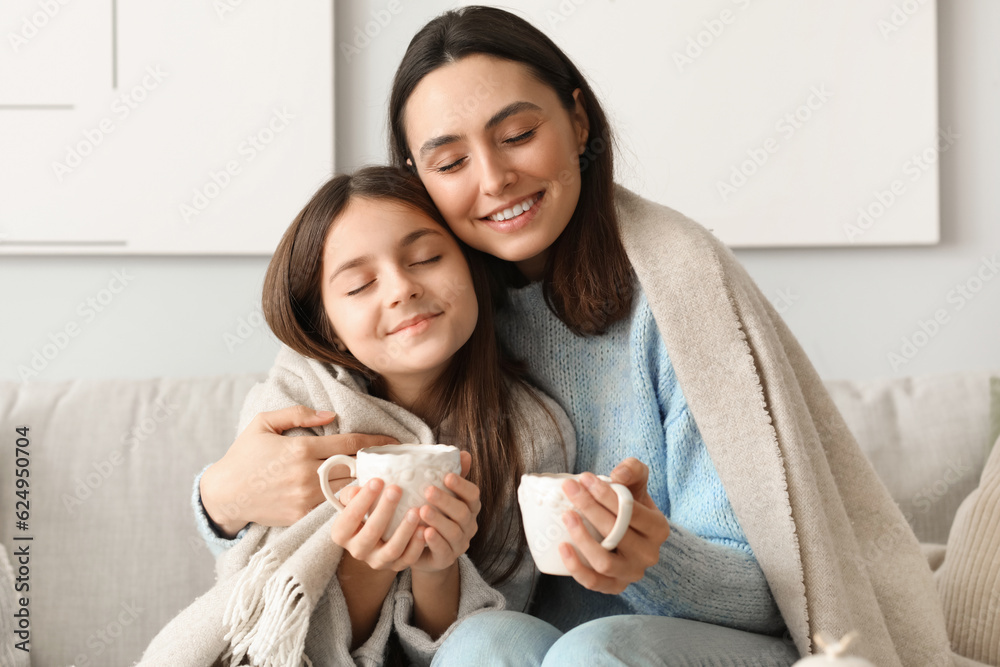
left=222, top=545, right=280, bottom=665
left=246, top=575, right=310, bottom=667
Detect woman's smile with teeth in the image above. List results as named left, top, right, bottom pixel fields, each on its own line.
left=486, top=194, right=538, bottom=221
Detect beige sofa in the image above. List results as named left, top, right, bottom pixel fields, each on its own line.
left=0, top=370, right=997, bottom=666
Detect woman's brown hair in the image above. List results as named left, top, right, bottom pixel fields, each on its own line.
left=263, top=165, right=545, bottom=584
left=388, top=5, right=634, bottom=336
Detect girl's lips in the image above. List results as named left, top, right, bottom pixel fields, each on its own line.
left=480, top=191, right=544, bottom=234
left=388, top=312, right=441, bottom=336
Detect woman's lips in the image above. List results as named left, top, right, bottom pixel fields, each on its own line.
left=480, top=191, right=544, bottom=234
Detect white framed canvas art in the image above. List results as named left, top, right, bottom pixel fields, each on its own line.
left=0, top=0, right=334, bottom=254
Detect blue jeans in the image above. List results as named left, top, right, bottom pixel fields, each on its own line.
left=431, top=611, right=800, bottom=667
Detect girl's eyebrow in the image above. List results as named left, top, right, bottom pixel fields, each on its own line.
left=417, top=101, right=543, bottom=158
left=328, top=227, right=444, bottom=284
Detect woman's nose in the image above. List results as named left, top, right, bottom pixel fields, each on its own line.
left=479, top=149, right=516, bottom=197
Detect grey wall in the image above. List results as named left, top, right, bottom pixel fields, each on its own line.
left=1, top=0, right=997, bottom=383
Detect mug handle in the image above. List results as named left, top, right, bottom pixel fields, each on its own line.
left=599, top=482, right=634, bottom=550
left=317, top=454, right=357, bottom=512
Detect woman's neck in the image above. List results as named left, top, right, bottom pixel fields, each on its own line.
left=515, top=248, right=549, bottom=282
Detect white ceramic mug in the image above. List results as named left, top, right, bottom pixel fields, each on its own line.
left=318, top=444, right=461, bottom=541
left=518, top=473, right=634, bottom=576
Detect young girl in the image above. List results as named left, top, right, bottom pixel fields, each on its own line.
left=142, top=166, right=573, bottom=667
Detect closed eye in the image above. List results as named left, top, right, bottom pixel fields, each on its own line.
left=414, top=256, right=442, bottom=266
left=505, top=129, right=535, bottom=144
left=347, top=280, right=374, bottom=296
left=436, top=158, right=465, bottom=173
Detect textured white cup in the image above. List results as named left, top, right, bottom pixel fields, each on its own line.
left=518, top=473, right=634, bottom=576
left=318, top=444, right=461, bottom=541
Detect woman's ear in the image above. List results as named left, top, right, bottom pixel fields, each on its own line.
left=571, top=88, right=591, bottom=154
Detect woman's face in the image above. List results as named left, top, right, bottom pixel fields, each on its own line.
left=402, top=55, right=589, bottom=279
left=320, top=197, right=478, bottom=385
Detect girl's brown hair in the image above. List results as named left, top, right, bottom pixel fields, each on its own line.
left=388, top=5, right=634, bottom=336
left=263, top=165, right=543, bottom=584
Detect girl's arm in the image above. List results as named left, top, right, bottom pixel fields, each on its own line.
left=332, top=454, right=481, bottom=645
left=406, top=469, right=481, bottom=638
left=331, top=478, right=426, bottom=648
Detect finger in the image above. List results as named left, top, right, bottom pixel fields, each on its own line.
left=429, top=481, right=479, bottom=524
left=442, top=473, right=481, bottom=509
left=355, top=483, right=402, bottom=547
left=561, top=509, right=619, bottom=577
left=562, top=477, right=617, bottom=537
left=419, top=504, right=465, bottom=552
left=610, top=458, right=650, bottom=503
left=338, top=484, right=362, bottom=505
left=459, top=451, right=472, bottom=478
left=423, top=526, right=454, bottom=561
left=255, top=406, right=337, bottom=435
left=329, top=480, right=382, bottom=544
left=305, top=432, right=401, bottom=460
left=392, top=529, right=427, bottom=569
left=622, top=502, right=672, bottom=541
left=558, top=542, right=618, bottom=594
left=424, top=486, right=479, bottom=526
left=376, top=509, right=421, bottom=562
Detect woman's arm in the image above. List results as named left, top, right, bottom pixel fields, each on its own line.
left=193, top=405, right=399, bottom=548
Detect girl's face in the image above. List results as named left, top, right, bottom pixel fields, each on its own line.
left=320, top=197, right=478, bottom=387
left=402, top=54, right=589, bottom=279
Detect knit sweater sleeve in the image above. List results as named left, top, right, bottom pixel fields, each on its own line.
left=191, top=464, right=249, bottom=557
left=618, top=335, right=785, bottom=635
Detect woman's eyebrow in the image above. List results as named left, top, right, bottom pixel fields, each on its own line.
left=417, top=101, right=542, bottom=158
left=328, top=228, right=443, bottom=284
left=484, top=101, right=542, bottom=130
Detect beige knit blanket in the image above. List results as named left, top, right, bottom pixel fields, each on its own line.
left=616, top=185, right=975, bottom=666
left=139, top=348, right=550, bottom=667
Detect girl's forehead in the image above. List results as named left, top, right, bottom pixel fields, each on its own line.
left=325, top=199, right=445, bottom=251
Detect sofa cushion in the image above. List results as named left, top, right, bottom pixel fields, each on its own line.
left=824, top=372, right=994, bottom=544
left=935, top=434, right=1000, bottom=665
left=0, top=374, right=263, bottom=667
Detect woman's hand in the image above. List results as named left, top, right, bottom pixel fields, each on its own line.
left=200, top=405, right=399, bottom=537
left=558, top=458, right=670, bottom=594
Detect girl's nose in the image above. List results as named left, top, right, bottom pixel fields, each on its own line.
left=384, top=268, right=423, bottom=307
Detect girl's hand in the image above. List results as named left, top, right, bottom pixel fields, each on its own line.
left=411, top=451, right=481, bottom=574
left=200, top=405, right=399, bottom=537
left=558, top=458, right=670, bottom=594
left=330, top=478, right=428, bottom=571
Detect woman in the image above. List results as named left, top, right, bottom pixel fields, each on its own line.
left=198, top=7, right=958, bottom=666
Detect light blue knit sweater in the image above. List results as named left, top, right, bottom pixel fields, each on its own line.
left=496, top=281, right=785, bottom=636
